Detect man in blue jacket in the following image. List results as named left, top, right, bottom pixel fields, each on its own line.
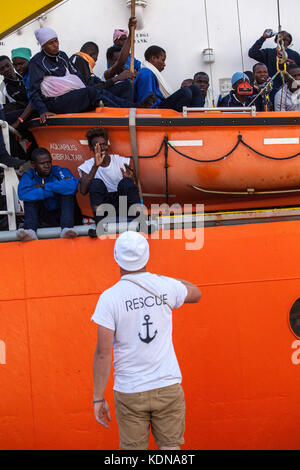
left=17, top=148, right=80, bottom=241
left=248, top=29, right=300, bottom=88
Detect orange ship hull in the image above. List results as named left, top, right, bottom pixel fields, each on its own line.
left=1, top=220, right=300, bottom=450
left=30, top=108, right=300, bottom=216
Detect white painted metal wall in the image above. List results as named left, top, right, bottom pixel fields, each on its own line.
left=0, top=0, right=299, bottom=100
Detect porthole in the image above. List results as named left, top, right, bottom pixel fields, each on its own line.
left=289, top=298, right=300, bottom=338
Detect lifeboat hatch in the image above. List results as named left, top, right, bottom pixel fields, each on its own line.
left=289, top=298, right=300, bottom=338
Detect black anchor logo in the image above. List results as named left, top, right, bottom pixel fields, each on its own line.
left=139, top=315, right=158, bottom=344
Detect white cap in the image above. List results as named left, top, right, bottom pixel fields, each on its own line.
left=35, top=27, right=58, bottom=47
left=114, top=231, right=149, bottom=271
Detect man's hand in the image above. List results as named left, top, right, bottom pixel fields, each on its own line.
left=94, top=401, right=111, bottom=429
left=116, top=69, right=137, bottom=82
left=40, top=112, right=56, bottom=124
left=263, top=29, right=275, bottom=39
left=121, top=164, right=135, bottom=181
left=128, top=16, right=137, bottom=30
left=94, top=143, right=106, bottom=167
left=11, top=120, right=21, bottom=130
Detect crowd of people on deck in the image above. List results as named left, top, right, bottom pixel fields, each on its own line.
left=0, top=19, right=300, bottom=237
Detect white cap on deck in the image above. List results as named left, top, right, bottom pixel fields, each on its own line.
left=114, top=231, right=149, bottom=272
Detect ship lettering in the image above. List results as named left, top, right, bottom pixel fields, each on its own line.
left=291, top=340, right=300, bottom=365
left=0, top=340, right=6, bottom=365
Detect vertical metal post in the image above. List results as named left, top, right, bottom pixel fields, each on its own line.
left=130, top=0, right=136, bottom=81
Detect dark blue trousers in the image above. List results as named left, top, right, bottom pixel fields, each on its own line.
left=108, top=80, right=134, bottom=102
left=45, top=86, right=137, bottom=114
left=89, top=177, right=141, bottom=218
left=159, top=85, right=204, bottom=111
left=24, top=195, right=76, bottom=231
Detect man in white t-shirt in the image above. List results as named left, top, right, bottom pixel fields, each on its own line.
left=92, top=231, right=201, bottom=450
left=78, top=127, right=140, bottom=235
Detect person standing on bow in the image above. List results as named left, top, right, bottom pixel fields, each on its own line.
left=92, top=231, right=202, bottom=450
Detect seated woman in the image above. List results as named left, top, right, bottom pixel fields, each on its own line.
left=134, top=46, right=204, bottom=112
left=29, top=26, right=155, bottom=124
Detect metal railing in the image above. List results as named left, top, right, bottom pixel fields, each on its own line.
left=182, top=106, right=257, bottom=117
left=0, top=164, right=23, bottom=231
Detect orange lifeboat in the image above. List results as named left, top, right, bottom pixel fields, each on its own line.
left=29, top=107, right=300, bottom=216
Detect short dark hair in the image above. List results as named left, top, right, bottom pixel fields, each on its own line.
left=106, top=45, right=121, bottom=61
left=275, top=30, right=292, bottom=46
left=86, top=127, right=109, bottom=147
left=194, top=72, right=209, bottom=82
left=287, top=63, right=300, bottom=73
left=0, top=55, right=10, bottom=63
left=31, top=147, right=51, bottom=163
left=81, top=42, right=99, bottom=55
left=144, top=46, right=165, bottom=62
left=252, top=62, right=267, bottom=72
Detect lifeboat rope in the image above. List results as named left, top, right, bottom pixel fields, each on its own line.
left=138, top=134, right=300, bottom=163
left=168, top=134, right=300, bottom=162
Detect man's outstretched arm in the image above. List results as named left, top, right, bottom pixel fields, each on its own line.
left=177, top=279, right=202, bottom=304
left=93, top=325, right=114, bottom=428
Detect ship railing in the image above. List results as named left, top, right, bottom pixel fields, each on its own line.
left=182, top=106, right=257, bottom=117
left=0, top=119, right=11, bottom=154
left=0, top=120, right=24, bottom=231
left=0, top=163, right=24, bottom=231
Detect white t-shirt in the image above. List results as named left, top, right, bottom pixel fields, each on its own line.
left=78, top=155, right=130, bottom=192
left=91, top=272, right=188, bottom=393
left=274, top=84, right=300, bottom=111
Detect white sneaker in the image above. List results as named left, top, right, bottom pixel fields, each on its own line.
left=60, top=227, right=78, bottom=239
left=16, top=229, right=38, bottom=242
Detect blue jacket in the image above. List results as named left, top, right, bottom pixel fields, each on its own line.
left=107, top=53, right=141, bottom=72
left=28, top=50, right=82, bottom=115
left=134, top=68, right=164, bottom=107
left=248, top=36, right=300, bottom=88
left=18, top=166, right=79, bottom=211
